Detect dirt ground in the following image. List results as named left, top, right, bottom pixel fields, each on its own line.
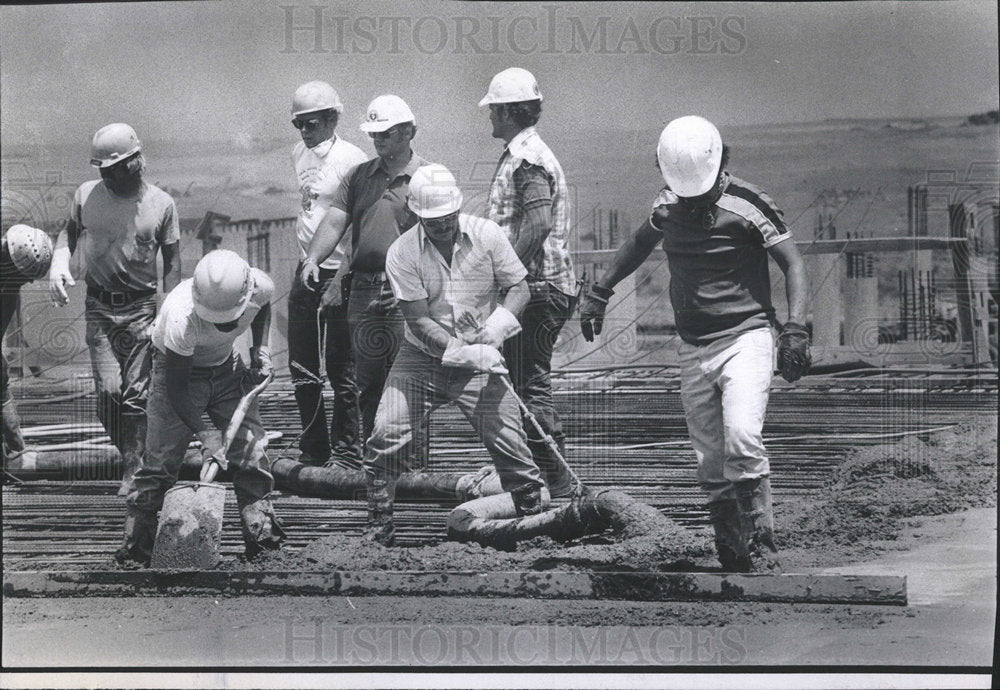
left=3, top=416, right=996, bottom=669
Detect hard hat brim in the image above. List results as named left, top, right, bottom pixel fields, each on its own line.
left=359, top=119, right=413, bottom=133
left=292, top=105, right=343, bottom=117
left=90, top=145, right=142, bottom=168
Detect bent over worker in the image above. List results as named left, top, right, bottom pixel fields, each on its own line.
left=48, top=123, right=181, bottom=496
left=363, top=164, right=546, bottom=546
left=117, top=250, right=284, bottom=566
left=580, top=116, right=811, bottom=573
left=2, top=225, right=53, bottom=474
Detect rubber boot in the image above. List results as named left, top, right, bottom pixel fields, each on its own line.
left=363, top=470, right=396, bottom=546
left=510, top=483, right=544, bottom=517
left=735, top=476, right=782, bottom=573
left=240, top=497, right=287, bottom=560
left=117, top=413, right=146, bottom=497
left=708, top=498, right=747, bottom=572
left=115, top=505, right=158, bottom=568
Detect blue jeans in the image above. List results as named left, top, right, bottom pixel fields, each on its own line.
left=287, top=265, right=360, bottom=462
left=364, top=342, right=543, bottom=492
left=502, top=280, right=575, bottom=480
left=678, top=328, right=775, bottom=503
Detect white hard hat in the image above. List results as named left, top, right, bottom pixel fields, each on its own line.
left=478, top=67, right=543, bottom=107
left=656, top=116, right=723, bottom=198
left=292, top=81, right=343, bottom=116
left=90, top=123, right=142, bottom=168
left=4, top=224, right=53, bottom=279
left=408, top=164, right=463, bottom=219
left=359, top=95, right=416, bottom=133
left=192, top=250, right=255, bottom=323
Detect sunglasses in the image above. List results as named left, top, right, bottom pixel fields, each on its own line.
left=368, top=125, right=406, bottom=140
left=292, top=117, right=324, bottom=131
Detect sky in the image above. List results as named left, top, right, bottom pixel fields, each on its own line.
left=1, top=0, right=998, bottom=150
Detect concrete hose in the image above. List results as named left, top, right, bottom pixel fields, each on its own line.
left=269, top=458, right=506, bottom=503
left=446, top=488, right=674, bottom=549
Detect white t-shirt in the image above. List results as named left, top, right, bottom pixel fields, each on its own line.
left=151, top=268, right=273, bottom=367
left=292, top=136, right=369, bottom=270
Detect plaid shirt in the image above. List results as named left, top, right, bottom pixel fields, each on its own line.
left=487, top=127, right=576, bottom=296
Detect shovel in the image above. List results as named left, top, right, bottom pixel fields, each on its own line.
left=150, top=372, right=274, bottom=569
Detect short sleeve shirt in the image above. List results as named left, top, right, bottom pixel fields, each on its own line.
left=151, top=268, right=273, bottom=367
left=69, top=180, right=180, bottom=292
left=385, top=213, right=527, bottom=356
left=329, top=153, right=426, bottom=272
left=292, top=136, right=369, bottom=270
left=649, top=174, right=791, bottom=345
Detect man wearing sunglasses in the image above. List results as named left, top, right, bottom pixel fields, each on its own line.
left=288, top=81, right=368, bottom=468
left=48, top=123, right=181, bottom=496
left=301, top=95, right=428, bottom=458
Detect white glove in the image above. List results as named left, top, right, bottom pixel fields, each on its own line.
left=441, top=338, right=508, bottom=374
left=479, top=305, right=521, bottom=348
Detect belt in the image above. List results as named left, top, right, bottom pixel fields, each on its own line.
left=87, top=286, right=156, bottom=307
left=352, top=270, right=387, bottom=283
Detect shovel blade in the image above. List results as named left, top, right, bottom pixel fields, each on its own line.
left=151, top=481, right=226, bottom=570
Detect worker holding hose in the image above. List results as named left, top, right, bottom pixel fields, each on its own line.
left=580, top=116, right=811, bottom=573
left=362, top=164, right=546, bottom=546
left=116, top=250, right=284, bottom=566
left=2, top=225, right=53, bottom=477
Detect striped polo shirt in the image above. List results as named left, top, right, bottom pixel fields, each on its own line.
left=649, top=174, right=792, bottom=345
left=487, top=127, right=576, bottom=296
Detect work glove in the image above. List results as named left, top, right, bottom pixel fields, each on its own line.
left=48, top=252, right=75, bottom=307
left=459, top=306, right=521, bottom=348
left=371, top=281, right=397, bottom=315
left=299, top=259, right=321, bottom=290
left=579, top=283, right=615, bottom=342
left=197, top=429, right=227, bottom=471
left=777, top=321, right=812, bottom=383
left=248, top=346, right=273, bottom=386
left=441, top=338, right=508, bottom=375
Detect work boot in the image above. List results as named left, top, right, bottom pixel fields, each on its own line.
left=117, top=414, right=146, bottom=497
left=115, top=505, right=158, bottom=568
left=530, top=436, right=578, bottom=498
left=708, top=498, right=747, bottom=572
left=363, top=470, right=396, bottom=546
left=240, top=498, right=287, bottom=560
left=510, top=483, right=544, bottom=517
left=735, top=476, right=782, bottom=573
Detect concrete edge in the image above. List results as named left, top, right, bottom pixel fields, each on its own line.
left=2, top=570, right=907, bottom=605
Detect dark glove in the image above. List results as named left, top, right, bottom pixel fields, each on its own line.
left=579, top=283, right=614, bottom=342
left=777, top=322, right=811, bottom=382
left=248, top=346, right=273, bottom=386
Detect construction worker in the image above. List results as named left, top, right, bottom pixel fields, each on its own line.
left=301, top=94, right=427, bottom=453
left=580, top=116, right=811, bottom=573
left=117, top=250, right=284, bottom=566
left=479, top=68, right=579, bottom=498
left=2, top=225, right=53, bottom=475
left=48, top=123, right=181, bottom=496
left=363, top=164, right=546, bottom=545
left=288, top=81, right=368, bottom=467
